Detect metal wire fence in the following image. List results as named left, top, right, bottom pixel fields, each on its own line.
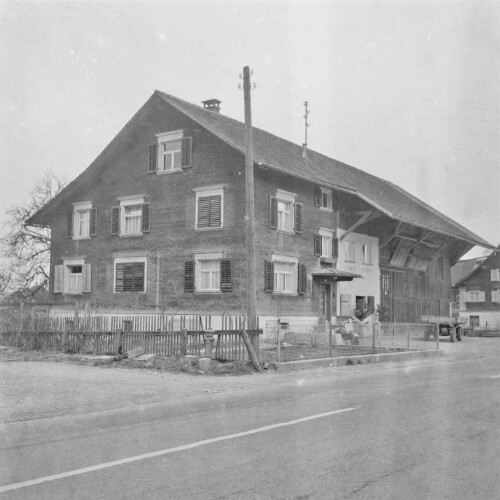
left=261, top=320, right=440, bottom=363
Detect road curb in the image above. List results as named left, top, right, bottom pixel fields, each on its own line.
left=270, top=349, right=445, bottom=372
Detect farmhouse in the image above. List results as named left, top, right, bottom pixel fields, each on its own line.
left=27, top=91, right=494, bottom=325
left=452, top=245, right=500, bottom=329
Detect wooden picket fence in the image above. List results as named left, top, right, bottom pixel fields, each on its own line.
left=0, top=329, right=262, bottom=361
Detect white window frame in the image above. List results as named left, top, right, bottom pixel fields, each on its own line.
left=195, top=252, right=223, bottom=293
left=72, top=201, right=92, bottom=240
left=344, top=240, right=355, bottom=262
left=466, top=290, right=485, bottom=302
left=113, top=255, right=147, bottom=294
left=320, top=188, right=333, bottom=211
left=272, top=253, right=298, bottom=295
left=62, top=258, right=84, bottom=295
left=319, top=228, right=333, bottom=258
left=276, top=189, right=296, bottom=234
left=119, top=196, right=144, bottom=236
left=362, top=244, right=372, bottom=265
left=491, top=289, right=500, bottom=303
left=194, top=185, right=224, bottom=230
left=156, top=130, right=183, bottom=173
left=491, top=269, right=500, bottom=282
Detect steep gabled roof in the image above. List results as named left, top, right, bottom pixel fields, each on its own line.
left=455, top=244, right=500, bottom=286
left=451, top=257, right=488, bottom=287
left=156, top=91, right=493, bottom=248
left=28, top=90, right=494, bottom=250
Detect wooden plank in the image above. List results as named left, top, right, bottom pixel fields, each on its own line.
left=127, top=346, right=144, bottom=358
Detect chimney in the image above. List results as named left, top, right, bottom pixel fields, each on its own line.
left=202, top=99, right=221, bottom=113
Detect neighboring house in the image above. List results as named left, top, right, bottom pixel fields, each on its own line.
left=27, top=91, right=494, bottom=325
left=453, top=245, right=500, bottom=328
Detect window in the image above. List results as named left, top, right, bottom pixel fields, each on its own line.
left=345, top=240, right=355, bottom=262
left=184, top=253, right=232, bottom=293
left=491, top=269, right=500, bottom=282
left=67, top=202, right=97, bottom=239
left=54, top=260, right=91, bottom=294
left=114, top=256, right=147, bottom=293
left=465, top=290, right=485, bottom=302
left=264, top=254, right=300, bottom=295
left=320, top=188, right=332, bottom=210
left=67, top=265, right=83, bottom=293
left=269, top=190, right=302, bottom=234
left=314, top=186, right=334, bottom=210
left=491, top=289, right=500, bottom=303
left=112, top=196, right=150, bottom=236
left=315, top=229, right=333, bottom=258
left=362, top=244, right=372, bottom=264
left=149, top=130, right=192, bottom=173
left=195, top=186, right=223, bottom=229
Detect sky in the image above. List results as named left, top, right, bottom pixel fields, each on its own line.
left=1, top=0, right=499, bottom=259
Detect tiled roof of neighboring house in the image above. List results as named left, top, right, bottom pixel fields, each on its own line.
left=455, top=244, right=500, bottom=286
left=451, top=257, right=488, bottom=287
left=28, top=90, right=494, bottom=249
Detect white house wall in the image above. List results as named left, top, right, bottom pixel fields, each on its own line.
left=336, top=230, right=380, bottom=317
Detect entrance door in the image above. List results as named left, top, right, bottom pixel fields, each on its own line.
left=319, top=283, right=332, bottom=322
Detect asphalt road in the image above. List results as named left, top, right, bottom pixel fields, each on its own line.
left=1, top=339, right=500, bottom=499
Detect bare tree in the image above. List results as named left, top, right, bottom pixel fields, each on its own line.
left=1, top=172, right=66, bottom=296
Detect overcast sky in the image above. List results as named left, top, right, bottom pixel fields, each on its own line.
left=1, top=0, right=499, bottom=258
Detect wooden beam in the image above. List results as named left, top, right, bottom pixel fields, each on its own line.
left=379, top=222, right=403, bottom=248
left=339, top=211, right=375, bottom=241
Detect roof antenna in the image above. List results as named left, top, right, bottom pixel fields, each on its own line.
left=302, top=101, right=310, bottom=167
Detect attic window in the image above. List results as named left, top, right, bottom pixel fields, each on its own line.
left=151, top=130, right=192, bottom=173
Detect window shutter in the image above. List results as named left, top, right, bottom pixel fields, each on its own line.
left=294, top=202, right=303, bottom=233
left=197, top=196, right=209, bottom=228
left=184, top=261, right=195, bottom=292
left=148, top=144, right=158, bottom=173
left=314, top=187, right=322, bottom=207
left=264, top=260, right=274, bottom=292
left=142, top=203, right=150, bottom=233
left=209, top=195, right=221, bottom=227
left=220, top=259, right=232, bottom=292
left=54, top=265, right=64, bottom=293
left=111, top=207, right=120, bottom=235
left=333, top=237, right=339, bottom=258
left=298, top=263, right=307, bottom=295
left=132, top=263, right=145, bottom=292
left=269, top=196, right=278, bottom=229
left=82, top=264, right=92, bottom=293
left=181, top=136, right=192, bottom=168
left=367, top=296, right=375, bottom=314
left=66, top=211, right=73, bottom=238
left=90, top=208, right=97, bottom=236
left=115, top=263, right=124, bottom=293
left=314, top=234, right=322, bottom=256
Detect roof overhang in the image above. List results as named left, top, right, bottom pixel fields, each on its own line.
left=311, top=267, right=362, bottom=282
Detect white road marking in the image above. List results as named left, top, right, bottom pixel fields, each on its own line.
left=0, top=407, right=357, bottom=493
left=489, top=374, right=500, bottom=379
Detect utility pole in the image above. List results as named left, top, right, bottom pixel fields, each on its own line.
left=243, top=66, right=257, bottom=330
left=302, top=100, right=310, bottom=169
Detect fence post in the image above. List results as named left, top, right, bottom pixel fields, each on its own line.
left=180, top=328, right=188, bottom=356
left=329, top=322, right=332, bottom=358
left=116, top=330, right=123, bottom=355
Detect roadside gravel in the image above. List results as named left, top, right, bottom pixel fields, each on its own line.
left=0, top=337, right=494, bottom=423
